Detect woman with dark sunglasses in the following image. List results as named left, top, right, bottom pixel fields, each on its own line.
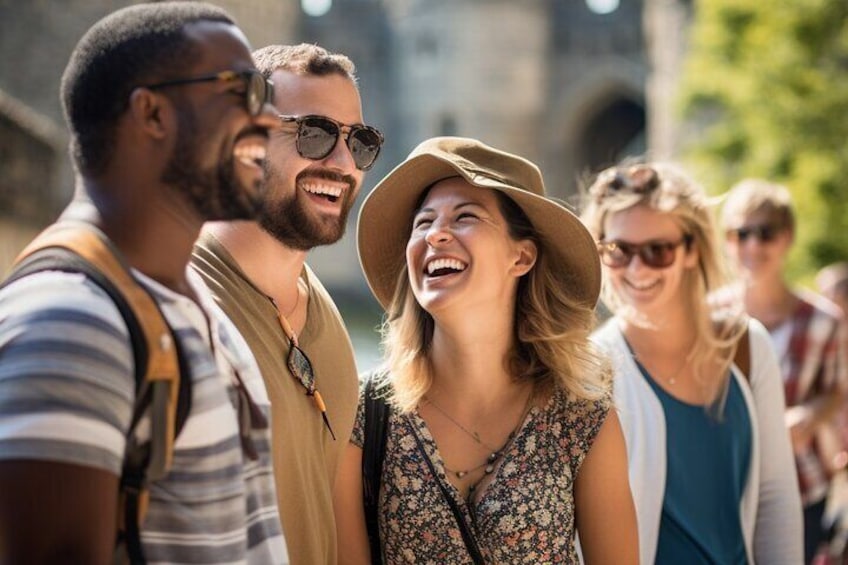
left=580, top=162, right=802, bottom=564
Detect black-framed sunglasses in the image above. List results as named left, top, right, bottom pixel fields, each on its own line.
left=726, top=224, right=781, bottom=244
left=286, top=338, right=336, bottom=440
left=598, top=236, right=693, bottom=269
left=278, top=114, right=384, bottom=171
left=144, top=69, right=274, bottom=117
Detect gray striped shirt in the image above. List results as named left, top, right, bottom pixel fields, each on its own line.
left=0, top=269, right=287, bottom=564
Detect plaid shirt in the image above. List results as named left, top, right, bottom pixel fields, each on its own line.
left=773, top=290, right=848, bottom=506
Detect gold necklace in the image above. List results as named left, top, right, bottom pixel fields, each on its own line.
left=425, top=396, right=501, bottom=453
left=425, top=388, right=535, bottom=480
left=632, top=350, right=691, bottom=385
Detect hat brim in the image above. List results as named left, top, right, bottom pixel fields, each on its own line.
left=357, top=152, right=600, bottom=310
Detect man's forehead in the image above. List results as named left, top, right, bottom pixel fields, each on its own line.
left=271, top=70, right=363, bottom=120
left=181, top=20, right=254, bottom=70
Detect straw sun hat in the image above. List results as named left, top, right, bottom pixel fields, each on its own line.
left=356, top=136, right=600, bottom=310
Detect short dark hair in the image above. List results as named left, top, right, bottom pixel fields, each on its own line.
left=252, top=43, right=357, bottom=83
left=60, top=1, right=235, bottom=176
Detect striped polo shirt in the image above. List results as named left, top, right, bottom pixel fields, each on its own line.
left=0, top=268, right=287, bottom=564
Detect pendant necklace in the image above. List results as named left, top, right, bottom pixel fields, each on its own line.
left=425, top=396, right=501, bottom=454
left=266, top=280, right=336, bottom=440
left=425, top=388, right=535, bottom=480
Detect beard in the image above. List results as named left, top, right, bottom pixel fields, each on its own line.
left=258, top=160, right=357, bottom=251
left=160, top=101, right=262, bottom=222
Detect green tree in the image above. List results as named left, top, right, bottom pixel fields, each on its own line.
left=678, top=0, right=848, bottom=280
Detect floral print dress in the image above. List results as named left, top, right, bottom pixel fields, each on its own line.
left=351, top=385, right=611, bottom=564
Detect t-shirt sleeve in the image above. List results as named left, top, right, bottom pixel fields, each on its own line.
left=0, top=271, right=135, bottom=475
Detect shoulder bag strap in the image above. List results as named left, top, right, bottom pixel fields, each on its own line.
left=362, top=377, right=390, bottom=565
left=410, top=428, right=486, bottom=565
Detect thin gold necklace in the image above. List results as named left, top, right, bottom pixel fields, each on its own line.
left=425, top=388, right=535, bottom=479
left=632, top=350, right=691, bottom=385
left=425, top=396, right=501, bottom=453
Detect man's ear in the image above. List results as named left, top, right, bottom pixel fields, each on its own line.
left=127, top=87, right=170, bottom=140
left=511, top=239, right=538, bottom=277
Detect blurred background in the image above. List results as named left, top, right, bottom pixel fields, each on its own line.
left=1, top=0, right=847, bottom=372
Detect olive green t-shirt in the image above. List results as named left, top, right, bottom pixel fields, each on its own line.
left=192, top=232, right=359, bottom=565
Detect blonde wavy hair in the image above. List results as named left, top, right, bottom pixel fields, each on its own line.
left=376, top=189, right=612, bottom=414
left=580, top=162, right=747, bottom=407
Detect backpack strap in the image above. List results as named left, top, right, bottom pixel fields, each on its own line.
left=362, top=374, right=390, bottom=565
left=733, top=323, right=751, bottom=381
left=6, top=222, right=190, bottom=563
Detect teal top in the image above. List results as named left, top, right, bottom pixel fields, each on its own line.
left=638, top=364, right=751, bottom=565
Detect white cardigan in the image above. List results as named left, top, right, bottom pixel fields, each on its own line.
left=592, top=318, right=803, bottom=565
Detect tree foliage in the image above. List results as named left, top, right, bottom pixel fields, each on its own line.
left=678, top=0, right=848, bottom=280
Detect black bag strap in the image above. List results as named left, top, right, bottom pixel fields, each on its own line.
left=362, top=375, right=390, bottom=565
left=410, top=428, right=486, bottom=565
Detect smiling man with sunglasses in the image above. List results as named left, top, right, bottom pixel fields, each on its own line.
left=192, top=43, right=382, bottom=565
left=723, top=178, right=848, bottom=563
left=0, top=3, right=288, bottom=563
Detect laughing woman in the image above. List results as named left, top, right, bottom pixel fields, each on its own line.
left=334, top=137, right=638, bottom=564
left=580, top=162, right=803, bottom=564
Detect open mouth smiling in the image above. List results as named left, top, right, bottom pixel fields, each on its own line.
left=302, top=181, right=343, bottom=203
left=425, top=257, right=467, bottom=278
left=233, top=139, right=267, bottom=169
left=625, top=278, right=660, bottom=291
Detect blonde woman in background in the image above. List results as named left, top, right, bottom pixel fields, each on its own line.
left=581, top=163, right=802, bottom=564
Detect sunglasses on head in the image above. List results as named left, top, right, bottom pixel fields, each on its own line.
left=591, top=164, right=661, bottom=200
left=597, top=236, right=692, bottom=269
left=144, top=69, right=274, bottom=117
left=278, top=114, right=384, bottom=171
left=726, top=224, right=780, bottom=244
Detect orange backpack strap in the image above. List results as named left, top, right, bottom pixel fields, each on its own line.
left=733, top=324, right=751, bottom=381
left=14, top=222, right=181, bottom=477
left=7, top=221, right=188, bottom=562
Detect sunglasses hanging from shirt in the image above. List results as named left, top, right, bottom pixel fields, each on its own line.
left=278, top=114, right=384, bottom=171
